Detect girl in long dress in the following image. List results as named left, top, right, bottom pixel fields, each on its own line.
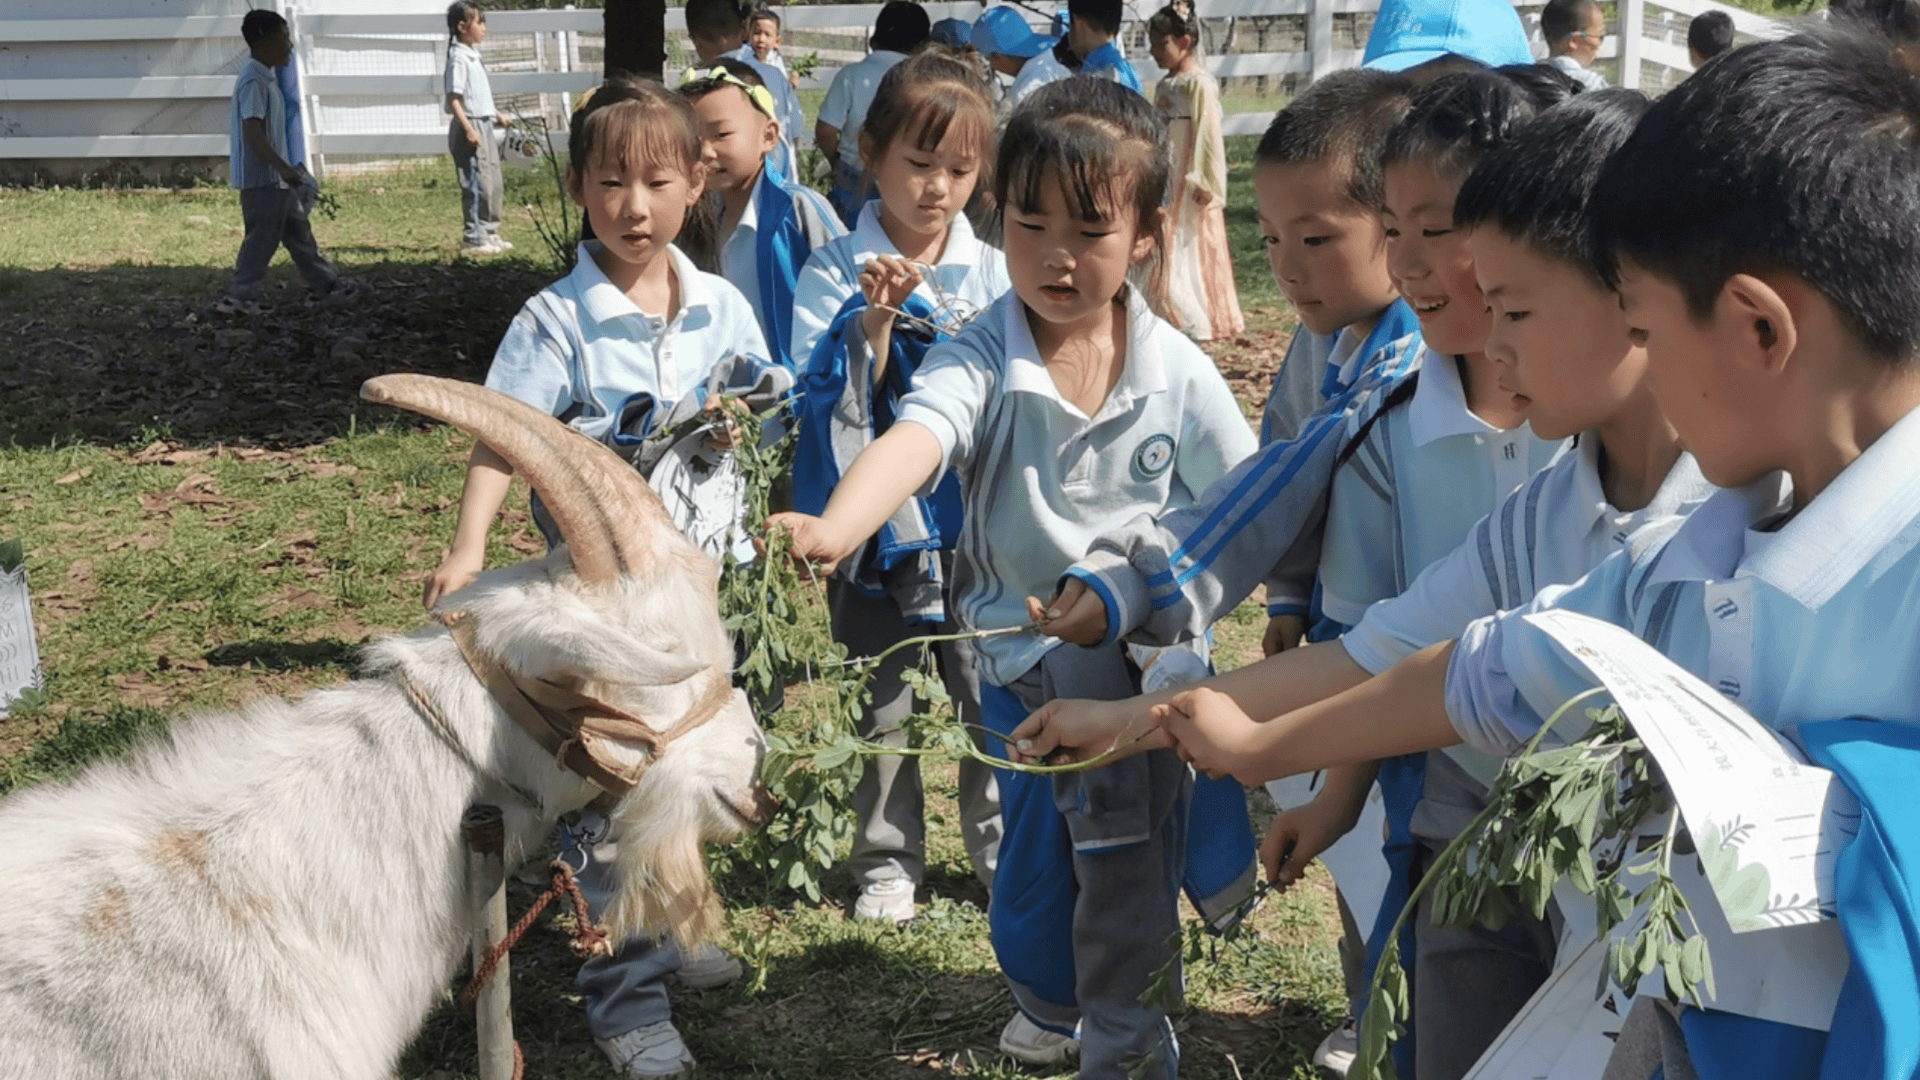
left=1149, top=1, right=1245, bottom=341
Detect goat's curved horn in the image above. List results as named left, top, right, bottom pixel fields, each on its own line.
left=361, top=374, right=671, bottom=586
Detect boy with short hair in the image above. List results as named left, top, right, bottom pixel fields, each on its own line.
left=1152, top=28, right=1920, bottom=1079
left=1686, top=9, right=1733, bottom=67
left=746, top=5, right=796, bottom=87
left=220, top=9, right=341, bottom=316
left=972, top=4, right=1057, bottom=105
left=1066, top=0, right=1141, bottom=93
left=816, top=0, right=929, bottom=225
left=684, top=0, right=802, bottom=177
left=1541, top=0, right=1610, bottom=89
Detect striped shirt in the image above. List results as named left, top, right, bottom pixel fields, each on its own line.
left=897, top=288, right=1257, bottom=685
left=229, top=59, right=288, bottom=191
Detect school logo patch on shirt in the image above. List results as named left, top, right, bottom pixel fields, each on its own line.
left=1133, top=433, right=1176, bottom=479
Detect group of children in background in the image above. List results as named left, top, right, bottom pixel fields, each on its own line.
left=385, top=0, right=1920, bottom=1077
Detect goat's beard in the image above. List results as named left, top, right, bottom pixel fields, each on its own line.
left=601, top=773, right=721, bottom=948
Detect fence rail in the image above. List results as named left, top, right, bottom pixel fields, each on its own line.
left=0, top=0, right=1789, bottom=176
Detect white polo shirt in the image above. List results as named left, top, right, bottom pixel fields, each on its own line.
left=817, top=49, right=909, bottom=168
left=789, top=200, right=1009, bottom=370
left=1448, top=399, right=1920, bottom=757
left=896, top=289, right=1258, bottom=686
left=229, top=59, right=288, bottom=191
left=1343, top=437, right=1715, bottom=676
left=484, top=242, right=769, bottom=440
left=444, top=41, right=496, bottom=118
left=1319, top=345, right=1565, bottom=627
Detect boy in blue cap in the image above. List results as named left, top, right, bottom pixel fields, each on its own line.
left=973, top=5, right=1061, bottom=108
left=1362, top=0, right=1534, bottom=71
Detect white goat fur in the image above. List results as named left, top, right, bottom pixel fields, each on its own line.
left=0, top=545, right=766, bottom=1080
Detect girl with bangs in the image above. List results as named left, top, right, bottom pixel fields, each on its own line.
left=424, top=76, right=776, bottom=1080
left=772, top=77, right=1258, bottom=1078
left=786, top=50, right=1009, bottom=929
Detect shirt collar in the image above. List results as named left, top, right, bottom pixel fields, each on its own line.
left=571, top=241, right=712, bottom=326
left=1565, top=436, right=1716, bottom=537
left=1001, top=287, right=1166, bottom=416
left=1407, top=345, right=1503, bottom=446
left=1735, top=402, right=1920, bottom=608
left=450, top=42, right=478, bottom=58
left=850, top=201, right=983, bottom=270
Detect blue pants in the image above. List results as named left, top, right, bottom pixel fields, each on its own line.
left=982, top=651, right=1197, bottom=1080
left=562, top=814, right=679, bottom=1040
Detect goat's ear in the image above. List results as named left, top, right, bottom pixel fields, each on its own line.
left=533, top=638, right=708, bottom=688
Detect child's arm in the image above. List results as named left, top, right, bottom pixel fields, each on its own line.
left=766, top=422, right=944, bottom=568
left=242, top=117, right=299, bottom=184
left=1154, top=641, right=1461, bottom=785
left=1264, top=760, right=1377, bottom=890
left=1009, top=631, right=1375, bottom=763
left=447, top=92, right=480, bottom=149
left=858, top=256, right=922, bottom=383
left=424, top=442, right=514, bottom=609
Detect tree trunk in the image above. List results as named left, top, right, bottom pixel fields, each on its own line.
left=603, top=0, right=667, bottom=81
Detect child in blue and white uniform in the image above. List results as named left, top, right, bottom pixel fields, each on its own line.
left=1067, top=0, right=1142, bottom=93
left=771, top=78, right=1256, bottom=1079
left=422, top=77, right=774, bottom=1080
left=787, top=52, right=1008, bottom=927
left=445, top=1, right=509, bottom=255
left=1156, top=31, right=1920, bottom=1080
left=678, top=60, right=843, bottom=369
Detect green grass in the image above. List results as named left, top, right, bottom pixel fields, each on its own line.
left=0, top=136, right=1332, bottom=1079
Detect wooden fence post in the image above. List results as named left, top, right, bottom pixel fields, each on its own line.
left=1617, top=0, right=1645, bottom=89
left=1307, top=0, right=1335, bottom=84
left=464, top=805, right=515, bottom=1080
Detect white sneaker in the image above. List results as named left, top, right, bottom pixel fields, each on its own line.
left=596, top=1019, right=693, bottom=1079
left=1312, top=1018, right=1358, bottom=1075
left=489, top=236, right=514, bottom=251
left=999, top=1011, right=1078, bottom=1065
left=674, top=940, right=743, bottom=989
left=853, top=877, right=916, bottom=923
left=459, top=240, right=500, bottom=256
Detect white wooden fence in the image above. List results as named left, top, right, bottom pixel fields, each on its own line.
left=0, top=0, right=1789, bottom=178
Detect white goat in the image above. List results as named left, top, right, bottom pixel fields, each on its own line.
left=0, top=376, right=773, bottom=1080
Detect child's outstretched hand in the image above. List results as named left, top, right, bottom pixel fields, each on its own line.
left=423, top=549, right=483, bottom=611
left=1026, top=577, right=1108, bottom=645
left=762, top=512, right=852, bottom=580
left=858, top=255, right=924, bottom=316
left=1154, top=686, right=1264, bottom=783
left=1261, top=793, right=1363, bottom=891
left=1006, top=698, right=1170, bottom=765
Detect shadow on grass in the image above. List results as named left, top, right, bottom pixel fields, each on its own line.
left=204, top=637, right=362, bottom=674
left=0, top=258, right=555, bottom=449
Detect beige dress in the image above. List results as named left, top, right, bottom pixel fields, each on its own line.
left=1154, top=68, right=1244, bottom=342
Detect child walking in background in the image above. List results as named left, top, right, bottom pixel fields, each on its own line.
left=772, top=78, right=1257, bottom=1078
left=678, top=59, right=844, bottom=368
left=1147, top=2, right=1243, bottom=342
left=746, top=6, right=800, bottom=88
left=423, top=77, right=775, bottom=1080
left=445, top=1, right=511, bottom=255
left=786, top=52, right=1008, bottom=926
left=219, top=9, right=342, bottom=316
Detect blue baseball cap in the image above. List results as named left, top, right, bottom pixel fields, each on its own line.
left=1362, top=0, right=1535, bottom=71
left=933, top=16, right=973, bottom=47
left=972, top=6, right=1055, bottom=58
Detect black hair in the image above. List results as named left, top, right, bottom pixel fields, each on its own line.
left=446, top=1, right=483, bottom=41
left=1401, top=54, right=1488, bottom=85
left=1456, top=89, right=1649, bottom=280
left=1540, top=0, right=1602, bottom=46
left=859, top=50, right=994, bottom=166
left=748, top=5, right=781, bottom=28
left=997, top=76, right=1168, bottom=242
left=1829, top=0, right=1920, bottom=45
left=1069, top=0, right=1124, bottom=38
left=1147, top=1, right=1198, bottom=42
left=1592, top=26, right=1920, bottom=363
left=1687, top=11, right=1734, bottom=61
left=1380, top=68, right=1575, bottom=198
left=1256, top=68, right=1414, bottom=208
left=685, top=0, right=746, bottom=42
left=1493, top=62, right=1583, bottom=108
left=241, top=9, right=287, bottom=45
left=679, top=55, right=769, bottom=104
left=871, top=1, right=932, bottom=53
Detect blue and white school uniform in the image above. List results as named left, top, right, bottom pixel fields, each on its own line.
left=1079, top=40, right=1143, bottom=94
left=718, top=161, right=845, bottom=370
left=1445, top=404, right=1920, bottom=1078
left=485, top=241, right=772, bottom=441
left=1260, top=299, right=1421, bottom=447
left=896, top=287, right=1256, bottom=1079
left=790, top=201, right=1010, bottom=372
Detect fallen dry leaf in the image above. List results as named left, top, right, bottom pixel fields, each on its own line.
left=54, top=467, right=93, bottom=485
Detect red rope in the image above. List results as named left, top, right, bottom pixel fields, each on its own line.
left=459, top=859, right=613, bottom=1078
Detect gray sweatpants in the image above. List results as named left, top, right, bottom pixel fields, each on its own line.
left=450, top=116, right=503, bottom=247
left=226, top=185, right=337, bottom=301
left=829, top=577, right=1001, bottom=890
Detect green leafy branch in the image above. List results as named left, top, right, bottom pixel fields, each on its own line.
left=1350, top=691, right=1715, bottom=1080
